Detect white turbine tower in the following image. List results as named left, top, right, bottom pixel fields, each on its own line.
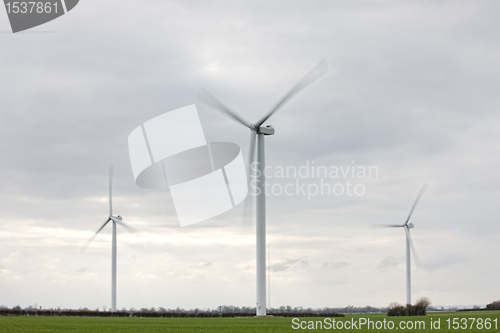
left=379, top=183, right=428, bottom=305
left=197, top=61, right=329, bottom=316
left=82, top=165, right=136, bottom=312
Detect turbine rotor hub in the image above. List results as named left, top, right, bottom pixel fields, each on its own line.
left=110, top=215, right=123, bottom=222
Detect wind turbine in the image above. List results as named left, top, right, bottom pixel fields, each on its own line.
left=81, top=165, right=135, bottom=312
left=378, top=183, right=428, bottom=305
left=197, top=61, right=329, bottom=316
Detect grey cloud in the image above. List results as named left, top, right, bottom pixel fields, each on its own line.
left=271, top=258, right=309, bottom=273
left=188, top=262, right=213, bottom=269
left=74, top=267, right=90, bottom=273
left=376, top=257, right=403, bottom=272
left=322, top=261, right=350, bottom=270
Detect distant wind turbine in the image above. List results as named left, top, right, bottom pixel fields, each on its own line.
left=377, top=183, right=428, bottom=305
left=81, top=165, right=136, bottom=312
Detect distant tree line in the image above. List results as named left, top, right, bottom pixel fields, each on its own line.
left=457, top=300, right=500, bottom=312
left=486, top=301, right=500, bottom=310
left=332, top=305, right=387, bottom=314
left=2, top=299, right=496, bottom=318
left=0, top=307, right=130, bottom=317
left=387, top=297, right=431, bottom=316
left=0, top=305, right=343, bottom=318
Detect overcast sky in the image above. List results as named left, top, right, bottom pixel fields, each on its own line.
left=1, top=0, right=499, bottom=311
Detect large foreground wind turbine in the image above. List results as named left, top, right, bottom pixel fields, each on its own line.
left=82, top=165, right=135, bottom=312
left=378, top=183, right=428, bottom=305
left=197, top=61, right=329, bottom=316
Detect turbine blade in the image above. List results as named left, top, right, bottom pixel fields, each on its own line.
left=371, top=224, right=405, bottom=229
left=196, top=86, right=251, bottom=128
left=116, top=220, right=137, bottom=234
left=109, top=165, right=114, bottom=216
left=149, top=224, right=225, bottom=228
left=81, top=218, right=110, bottom=253
left=406, top=228, right=422, bottom=267
left=404, top=182, right=429, bottom=226
left=247, top=130, right=257, bottom=175
left=255, top=60, right=330, bottom=128
left=242, top=131, right=257, bottom=231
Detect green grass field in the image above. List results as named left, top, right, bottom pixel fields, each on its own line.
left=0, top=311, right=498, bottom=333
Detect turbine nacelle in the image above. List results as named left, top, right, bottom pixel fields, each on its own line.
left=110, top=215, right=123, bottom=222
left=406, top=222, right=414, bottom=229
left=257, top=124, right=275, bottom=136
